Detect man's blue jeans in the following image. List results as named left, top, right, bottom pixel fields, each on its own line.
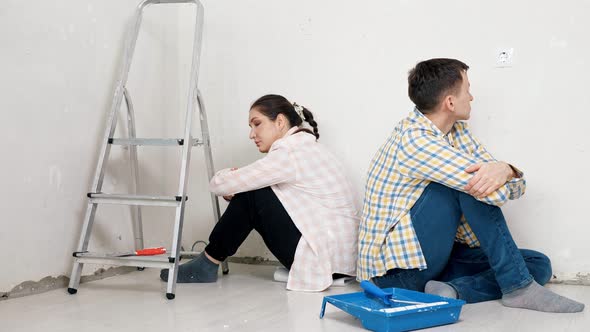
left=372, top=182, right=552, bottom=303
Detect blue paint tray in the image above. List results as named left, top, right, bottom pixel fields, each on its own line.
left=320, top=283, right=466, bottom=332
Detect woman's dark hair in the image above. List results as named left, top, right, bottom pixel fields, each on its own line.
left=408, top=58, right=469, bottom=114
left=250, top=94, right=319, bottom=139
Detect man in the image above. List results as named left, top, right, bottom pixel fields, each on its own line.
left=358, top=58, right=584, bottom=313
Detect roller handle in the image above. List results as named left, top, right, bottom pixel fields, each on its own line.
left=360, top=280, right=393, bottom=306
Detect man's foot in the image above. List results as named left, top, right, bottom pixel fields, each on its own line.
left=425, top=280, right=458, bottom=299
left=502, top=281, right=584, bottom=313
left=160, top=252, right=219, bottom=283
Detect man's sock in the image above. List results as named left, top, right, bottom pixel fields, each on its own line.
left=502, top=280, right=584, bottom=313
left=160, top=252, right=219, bottom=283
left=424, top=280, right=458, bottom=299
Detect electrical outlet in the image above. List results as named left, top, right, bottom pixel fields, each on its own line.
left=495, top=48, right=514, bottom=67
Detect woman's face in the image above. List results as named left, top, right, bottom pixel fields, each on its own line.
left=248, top=108, right=287, bottom=153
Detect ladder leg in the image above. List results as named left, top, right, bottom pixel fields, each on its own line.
left=69, top=0, right=142, bottom=293
left=197, top=90, right=229, bottom=274
left=164, top=1, right=207, bottom=299
left=68, top=203, right=98, bottom=293
left=124, top=88, right=145, bottom=252
left=166, top=138, right=191, bottom=298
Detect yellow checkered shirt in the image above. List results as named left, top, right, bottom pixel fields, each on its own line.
left=357, top=108, right=526, bottom=281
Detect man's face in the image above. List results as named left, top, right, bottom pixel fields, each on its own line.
left=452, top=71, right=474, bottom=121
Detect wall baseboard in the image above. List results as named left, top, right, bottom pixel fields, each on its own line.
left=550, top=272, right=590, bottom=286
left=3, top=261, right=587, bottom=301
left=1, top=266, right=135, bottom=301
left=0, top=256, right=279, bottom=301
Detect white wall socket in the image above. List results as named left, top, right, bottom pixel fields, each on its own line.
left=496, top=48, right=514, bottom=67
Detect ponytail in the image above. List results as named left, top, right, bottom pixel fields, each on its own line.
left=299, top=106, right=319, bottom=140
left=251, top=94, right=320, bottom=140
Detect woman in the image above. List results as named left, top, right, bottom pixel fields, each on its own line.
left=161, top=94, right=359, bottom=291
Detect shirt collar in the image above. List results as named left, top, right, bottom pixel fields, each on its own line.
left=410, top=106, right=455, bottom=138
left=283, top=126, right=300, bottom=138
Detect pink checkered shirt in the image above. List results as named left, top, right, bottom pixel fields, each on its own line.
left=209, top=127, right=359, bottom=291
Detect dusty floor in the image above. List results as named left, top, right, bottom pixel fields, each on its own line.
left=0, top=263, right=588, bottom=332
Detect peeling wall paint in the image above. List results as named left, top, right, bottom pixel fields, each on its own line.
left=0, top=258, right=277, bottom=301
left=552, top=273, right=590, bottom=286
left=0, top=266, right=135, bottom=302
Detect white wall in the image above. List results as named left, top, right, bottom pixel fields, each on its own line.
left=1, top=0, right=589, bottom=292
left=0, top=0, right=187, bottom=291
left=193, top=0, right=590, bottom=277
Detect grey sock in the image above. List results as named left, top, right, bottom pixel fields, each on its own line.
left=424, top=280, right=458, bottom=299
left=502, top=280, right=584, bottom=313
left=160, top=252, right=219, bottom=283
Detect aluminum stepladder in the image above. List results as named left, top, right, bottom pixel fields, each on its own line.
left=67, top=0, right=228, bottom=300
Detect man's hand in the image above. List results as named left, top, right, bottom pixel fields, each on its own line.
left=464, top=162, right=514, bottom=198
left=222, top=167, right=238, bottom=201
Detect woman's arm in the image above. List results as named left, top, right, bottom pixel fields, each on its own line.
left=209, top=145, right=296, bottom=196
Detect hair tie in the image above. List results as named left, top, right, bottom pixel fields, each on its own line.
left=293, top=103, right=304, bottom=119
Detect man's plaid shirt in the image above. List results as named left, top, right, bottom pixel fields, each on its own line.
left=357, top=108, right=526, bottom=281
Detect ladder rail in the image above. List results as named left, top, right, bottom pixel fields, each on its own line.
left=68, top=1, right=147, bottom=294
left=92, top=3, right=146, bottom=193
left=166, top=0, right=205, bottom=297
left=139, top=0, right=199, bottom=8
left=124, top=88, right=144, bottom=251
left=197, top=91, right=229, bottom=274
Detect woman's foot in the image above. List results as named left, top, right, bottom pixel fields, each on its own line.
left=160, top=252, right=219, bottom=283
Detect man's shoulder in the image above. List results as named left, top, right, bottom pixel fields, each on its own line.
left=396, top=115, right=436, bottom=139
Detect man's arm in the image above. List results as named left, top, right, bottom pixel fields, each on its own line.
left=397, top=128, right=521, bottom=206
left=464, top=162, right=514, bottom=198
left=465, top=129, right=526, bottom=200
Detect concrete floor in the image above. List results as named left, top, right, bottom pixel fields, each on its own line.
left=0, top=263, right=588, bottom=332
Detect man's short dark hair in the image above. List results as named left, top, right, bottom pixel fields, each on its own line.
left=408, top=58, right=469, bottom=113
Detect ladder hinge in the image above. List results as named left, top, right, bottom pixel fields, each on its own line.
left=168, top=257, right=175, bottom=263
left=175, top=196, right=189, bottom=202
left=108, top=138, right=113, bottom=144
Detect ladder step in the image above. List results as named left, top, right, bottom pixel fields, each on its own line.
left=73, top=252, right=173, bottom=269
left=87, top=193, right=188, bottom=207
left=108, top=138, right=203, bottom=146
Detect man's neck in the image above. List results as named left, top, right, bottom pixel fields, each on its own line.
left=424, top=111, right=456, bottom=135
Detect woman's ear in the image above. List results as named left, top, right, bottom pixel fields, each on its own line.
left=276, top=113, right=288, bottom=130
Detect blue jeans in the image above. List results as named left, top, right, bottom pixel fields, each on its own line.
left=372, top=182, right=552, bottom=303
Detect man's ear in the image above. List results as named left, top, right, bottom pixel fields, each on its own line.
left=443, top=95, right=455, bottom=112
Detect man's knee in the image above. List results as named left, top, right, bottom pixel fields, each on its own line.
left=412, top=182, right=460, bottom=218
left=522, top=249, right=553, bottom=285
left=425, top=182, right=459, bottom=196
